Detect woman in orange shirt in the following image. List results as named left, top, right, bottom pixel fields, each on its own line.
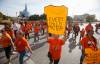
left=34, top=23, right=40, bottom=42
left=80, top=23, right=98, bottom=64
left=0, top=29, right=14, bottom=64
left=14, top=31, right=32, bottom=64
left=48, top=33, right=67, bottom=64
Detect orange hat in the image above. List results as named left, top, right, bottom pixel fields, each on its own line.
left=85, top=24, right=93, bottom=32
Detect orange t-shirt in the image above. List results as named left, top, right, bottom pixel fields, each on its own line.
left=14, top=37, right=29, bottom=53
left=21, top=25, right=25, bottom=32
left=34, top=26, right=40, bottom=33
left=0, top=33, right=11, bottom=48
left=7, top=30, right=14, bottom=38
left=29, top=23, right=32, bottom=30
left=24, top=25, right=29, bottom=33
left=48, top=38, right=64, bottom=60
left=80, top=36, right=97, bottom=51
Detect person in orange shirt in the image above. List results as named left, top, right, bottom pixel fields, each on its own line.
left=29, top=22, right=33, bottom=32
left=48, top=33, right=67, bottom=64
left=34, top=23, right=40, bottom=42
left=6, top=28, right=15, bottom=41
left=24, top=22, right=30, bottom=39
left=14, top=31, right=32, bottom=64
left=0, top=29, right=14, bottom=64
left=80, top=23, right=98, bottom=64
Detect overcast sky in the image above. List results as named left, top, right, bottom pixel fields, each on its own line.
left=0, top=0, right=100, bottom=20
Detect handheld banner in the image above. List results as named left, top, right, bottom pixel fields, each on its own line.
left=44, top=5, right=68, bottom=35
left=84, top=48, right=100, bottom=63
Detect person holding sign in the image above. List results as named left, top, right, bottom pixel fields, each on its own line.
left=80, top=23, right=98, bottom=64
left=45, top=5, right=68, bottom=64
left=48, top=33, right=67, bottom=64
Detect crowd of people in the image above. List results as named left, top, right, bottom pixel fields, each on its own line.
left=66, top=22, right=100, bottom=64
left=0, top=20, right=100, bottom=64
left=0, top=20, right=47, bottom=64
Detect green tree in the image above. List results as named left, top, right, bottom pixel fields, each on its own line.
left=29, top=14, right=40, bottom=21
left=40, top=14, right=46, bottom=21
left=3, top=15, right=8, bottom=20
left=0, top=12, right=3, bottom=18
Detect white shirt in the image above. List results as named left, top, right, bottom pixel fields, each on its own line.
left=12, top=23, right=21, bottom=31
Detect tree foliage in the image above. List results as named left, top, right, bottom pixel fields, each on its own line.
left=29, top=14, right=40, bottom=21
left=39, top=14, right=46, bottom=21
left=86, top=15, right=95, bottom=23
left=0, top=12, right=12, bottom=20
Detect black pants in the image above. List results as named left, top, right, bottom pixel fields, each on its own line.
left=80, top=49, right=85, bottom=64
left=68, top=31, right=70, bottom=38
left=4, top=45, right=12, bottom=59
left=48, top=52, right=60, bottom=64
left=14, top=30, right=17, bottom=37
left=25, top=32, right=30, bottom=39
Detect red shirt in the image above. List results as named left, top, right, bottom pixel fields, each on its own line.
left=48, top=38, right=64, bottom=60
left=14, top=37, right=29, bottom=53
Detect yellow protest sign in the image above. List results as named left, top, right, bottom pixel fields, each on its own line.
left=84, top=48, right=100, bottom=63
left=44, top=5, right=68, bottom=35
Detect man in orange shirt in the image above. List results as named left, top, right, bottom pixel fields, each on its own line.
left=80, top=23, right=98, bottom=64
left=14, top=31, right=32, bottom=64
left=48, top=33, right=67, bottom=64
left=0, top=29, right=14, bottom=64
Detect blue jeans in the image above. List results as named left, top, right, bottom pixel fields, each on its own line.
left=19, top=51, right=26, bottom=64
